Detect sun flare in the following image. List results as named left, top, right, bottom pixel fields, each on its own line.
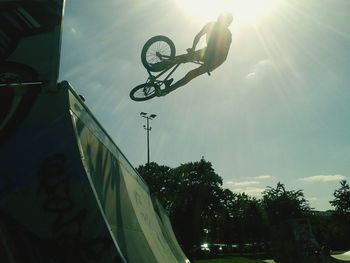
left=175, top=0, right=281, bottom=24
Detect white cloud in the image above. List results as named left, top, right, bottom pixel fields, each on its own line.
left=300, top=175, right=346, bottom=183
left=224, top=180, right=264, bottom=197
left=229, top=181, right=260, bottom=187
left=245, top=59, right=274, bottom=80
left=246, top=72, right=256, bottom=79
left=253, top=175, right=274, bottom=180
left=233, top=187, right=265, bottom=197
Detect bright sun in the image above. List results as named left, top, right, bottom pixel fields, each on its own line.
left=175, top=0, right=281, bottom=24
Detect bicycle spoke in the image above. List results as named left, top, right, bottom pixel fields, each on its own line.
left=147, top=46, right=162, bottom=64
left=159, top=45, right=166, bottom=54
left=159, top=43, right=168, bottom=53
left=148, top=55, right=158, bottom=64
left=136, top=84, right=155, bottom=98
left=142, top=36, right=175, bottom=72
left=160, top=47, right=170, bottom=56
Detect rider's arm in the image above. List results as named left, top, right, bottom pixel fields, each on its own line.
left=191, top=23, right=209, bottom=50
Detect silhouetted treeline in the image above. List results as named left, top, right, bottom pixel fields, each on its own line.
left=136, top=159, right=350, bottom=258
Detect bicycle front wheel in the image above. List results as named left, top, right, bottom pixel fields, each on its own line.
left=141, top=35, right=176, bottom=72
left=130, top=83, right=158, bottom=101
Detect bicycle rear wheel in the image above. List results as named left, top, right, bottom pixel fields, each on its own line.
left=130, top=83, right=158, bottom=101
left=141, top=35, right=176, bottom=72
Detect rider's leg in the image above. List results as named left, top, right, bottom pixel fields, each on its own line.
left=175, top=53, right=191, bottom=63
left=166, top=65, right=208, bottom=93
left=174, top=47, right=207, bottom=64
left=193, top=47, right=206, bottom=62
left=164, top=54, right=225, bottom=94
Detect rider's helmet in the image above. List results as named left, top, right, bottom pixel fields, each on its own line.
left=217, top=12, right=233, bottom=27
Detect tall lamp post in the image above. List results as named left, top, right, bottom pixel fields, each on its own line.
left=140, top=112, right=157, bottom=165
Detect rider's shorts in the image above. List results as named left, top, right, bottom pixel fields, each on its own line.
left=195, top=46, right=228, bottom=72
left=204, top=46, right=228, bottom=71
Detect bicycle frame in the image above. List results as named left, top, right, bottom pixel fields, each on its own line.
left=146, top=62, right=180, bottom=86
left=146, top=53, right=205, bottom=86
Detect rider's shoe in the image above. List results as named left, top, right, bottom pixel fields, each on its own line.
left=158, top=89, right=169, bottom=97
left=164, top=78, right=174, bottom=88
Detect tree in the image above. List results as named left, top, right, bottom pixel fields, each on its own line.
left=329, top=180, right=350, bottom=249
left=137, top=158, right=224, bottom=255
left=330, top=180, right=350, bottom=215
left=227, top=193, right=267, bottom=252
left=170, top=158, right=223, bottom=254
left=261, top=183, right=317, bottom=262
left=136, top=162, right=174, bottom=209
left=262, top=182, right=310, bottom=225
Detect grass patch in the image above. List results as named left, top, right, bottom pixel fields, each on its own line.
left=331, top=251, right=348, bottom=255
left=193, top=257, right=267, bottom=263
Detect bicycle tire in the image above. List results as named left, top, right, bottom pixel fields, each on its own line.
left=130, top=83, right=158, bottom=101
left=141, top=35, right=176, bottom=72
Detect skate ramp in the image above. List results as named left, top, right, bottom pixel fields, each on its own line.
left=0, top=81, right=190, bottom=263
left=153, top=198, right=189, bottom=262
left=1, top=1, right=189, bottom=262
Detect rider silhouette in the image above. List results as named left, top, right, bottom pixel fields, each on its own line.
left=161, top=13, right=233, bottom=95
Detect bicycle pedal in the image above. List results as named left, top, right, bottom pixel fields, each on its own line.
left=164, top=78, right=174, bottom=87
left=156, top=89, right=168, bottom=97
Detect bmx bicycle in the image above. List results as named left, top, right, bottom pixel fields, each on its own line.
left=130, top=35, right=209, bottom=101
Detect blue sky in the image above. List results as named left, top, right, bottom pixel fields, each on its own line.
left=59, top=0, right=350, bottom=210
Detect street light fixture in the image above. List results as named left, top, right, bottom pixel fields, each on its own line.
left=140, top=112, right=157, bottom=165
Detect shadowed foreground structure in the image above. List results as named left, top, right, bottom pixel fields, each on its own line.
left=0, top=0, right=189, bottom=262
left=0, top=81, right=190, bottom=263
